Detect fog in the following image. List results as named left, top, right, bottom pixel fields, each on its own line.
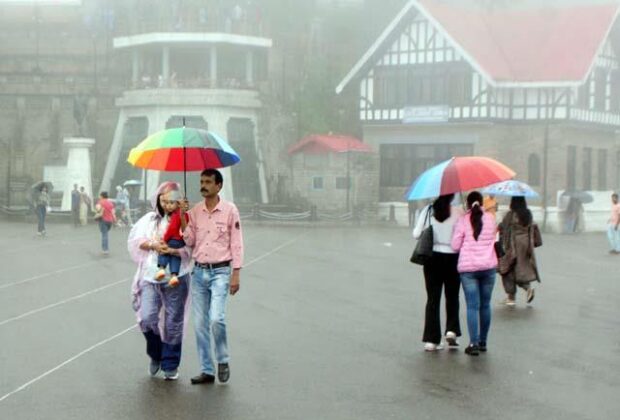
left=0, top=1, right=619, bottom=419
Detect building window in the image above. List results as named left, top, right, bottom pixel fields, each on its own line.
left=582, top=147, right=592, bottom=190
left=336, top=177, right=350, bottom=190
left=374, top=62, right=472, bottom=109
left=528, top=153, right=541, bottom=186
left=598, top=149, right=608, bottom=190
left=379, top=143, right=473, bottom=188
left=567, top=146, right=576, bottom=190
left=312, top=176, right=324, bottom=190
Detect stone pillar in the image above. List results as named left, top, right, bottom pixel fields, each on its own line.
left=245, top=50, right=254, bottom=87
left=132, top=50, right=139, bottom=87
left=61, top=137, right=95, bottom=211
left=210, top=46, right=218, bottom=87
left=162, top=46, right=170, bottom=86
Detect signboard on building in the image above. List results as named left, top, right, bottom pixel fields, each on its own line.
left=402, top=106, right=450, bottom=124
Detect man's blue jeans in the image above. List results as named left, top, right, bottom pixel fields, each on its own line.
left=191, top=265, right=231, bottom=375
left=460, top=269, right=496, bottom=345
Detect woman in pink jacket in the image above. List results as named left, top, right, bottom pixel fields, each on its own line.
left=451, top=191, right=498, bottom=356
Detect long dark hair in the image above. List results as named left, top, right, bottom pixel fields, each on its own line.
left=432, top=194, right=454, bottom=223
left=510, top=196, right=532, bottom=226
left=467, top=191, right=484, bottom=241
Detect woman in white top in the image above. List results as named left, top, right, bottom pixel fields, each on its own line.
left=413, top=194, right=464, bottom=351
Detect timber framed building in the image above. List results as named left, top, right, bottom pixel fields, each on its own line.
left=337, top=0, right=620, bottom=209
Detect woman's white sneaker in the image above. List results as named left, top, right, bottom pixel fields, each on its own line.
left=424, top=342, right=444, bottom=352
left=445, top=331, right=459, bottom=348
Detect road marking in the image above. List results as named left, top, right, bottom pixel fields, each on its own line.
left=0, top=325, right=137, bottom=403
left=244, top=235, right=302, bottom=267
left=0, top=261, right=101, bottom=290
left=0, top=235, right=302, bottom=403
left=0, top=278, right=129, bottom=327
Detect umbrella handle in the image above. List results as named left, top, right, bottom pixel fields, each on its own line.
left=183, top=146, right=187, bottom=197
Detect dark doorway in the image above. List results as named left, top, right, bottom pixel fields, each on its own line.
left=111, top=117, right=149, bottom=191
left=227, top=118, right=260, bottom=205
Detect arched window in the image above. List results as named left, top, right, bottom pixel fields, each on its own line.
left=528, top=154, right=541, bottom=186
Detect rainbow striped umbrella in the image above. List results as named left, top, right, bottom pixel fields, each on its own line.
left=128, top=127, right=240, bottom=171
left=405, top=156, right=515, bottom=201
left=127, top=127, right=240, bottom=195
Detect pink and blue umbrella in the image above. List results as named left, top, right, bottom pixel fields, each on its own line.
left=405, top=156, right=515, bottom=200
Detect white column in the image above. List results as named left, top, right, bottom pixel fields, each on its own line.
left=100, top=111, right=127, bottom=194
left=61, top=138, right=95, bottom=211
left=245, top=50, right=254, bottom=87
left=210, top=46, right=218, bottom=87
left=132, top=50, right=139, bottom=86
left=162, top=45, right=170, bottom=86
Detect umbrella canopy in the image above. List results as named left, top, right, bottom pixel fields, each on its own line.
left=31, top=181, right=53, bottom=192
left=483, top=180, right=539, bottom=198
left=561, top=190, right=594, bottom=203
left=123, top=179, right=143, bottom=187
left=405, top=156, right=515, bottom=201
left=127, top=128, right=240, bottom=171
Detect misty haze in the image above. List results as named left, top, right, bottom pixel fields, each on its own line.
left=0, top=1, right=618, bottom=419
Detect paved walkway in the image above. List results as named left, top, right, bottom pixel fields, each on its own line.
left=0, top=220, right=618, bottom=419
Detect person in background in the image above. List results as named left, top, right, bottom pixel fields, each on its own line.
left=563, top=197, right=582, bottom=234
left=483, top=194, right=498, bottom=219
left=79, top=186, right=92, bottom=226
left=95, top=191, right=116, bottom=255
left=115, top=186, right=130, bottom=227
left=451, top=191, right=497, bottom=356
left=607, top=193, right=620, bottom=254
left=499, top=197, right=542, bottom=305
left=413, top=194, right=464, bottom=352
left=36, top=185, right=50, bottom=236
left=71, top=184, right=81, bottom=227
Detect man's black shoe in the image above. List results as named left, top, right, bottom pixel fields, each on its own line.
left=218, top=363, right=230, bottom=383
left=190, top=373, right=215, bottom=385
left=478, top=342, right=487, bottom=352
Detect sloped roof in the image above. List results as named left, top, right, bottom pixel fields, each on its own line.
left=287, top=134, right=373, bottom=155
left=336, top=0, right=620, bottom=92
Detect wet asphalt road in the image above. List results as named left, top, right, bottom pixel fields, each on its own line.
left=0, top=219, right=618, bottom=420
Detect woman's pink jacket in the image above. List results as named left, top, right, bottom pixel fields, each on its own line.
left=451, top=211, right=498, bottom=274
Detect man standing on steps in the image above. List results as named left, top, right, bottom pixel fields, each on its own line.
left=180, top=169, right=244, bottom=385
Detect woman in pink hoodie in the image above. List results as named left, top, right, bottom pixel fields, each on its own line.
left=451, top=191, right=498, bottom=356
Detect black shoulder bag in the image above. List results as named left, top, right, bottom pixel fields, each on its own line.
left=410, top=206, right=434, bottom=265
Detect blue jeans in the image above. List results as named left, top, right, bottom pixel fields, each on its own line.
left=98, top=220, right=111, bottom=251
left=36, top=205, right=46, bottom=233
left=157, top=238, right=185, bottom=274
left=607, top=225, right=620, bottom=252
left=191, top=265, right=231, bottom=375
left=460, top=269, right=496, bottom=345
left=140, top=275, right=189, bottom=371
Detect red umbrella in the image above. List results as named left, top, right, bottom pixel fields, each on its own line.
left=405, top=156, right=516, bottom=200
